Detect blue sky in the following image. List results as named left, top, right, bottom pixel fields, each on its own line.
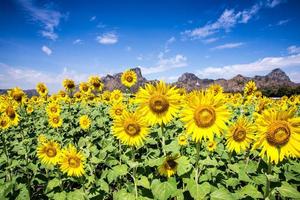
left=0, top=0, right=300, bottom=92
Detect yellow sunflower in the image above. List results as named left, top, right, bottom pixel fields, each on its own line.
left=181, top=90, right=230, bottom=142
left=112, top=111, right=149, bottom=147
left=37, top=134, right=48, bottom=144
left=109, top=103, right=125, bottom=119
left=8, top=87, right=25, bottom=103
left=79, top=82, right=91, bottom=95
left=63, top=79, right=76, bottom=92
left=178, top=135, right=188, bottom=146
left=207, top=140, right=217, bottom=152
left=136, top=81, right=181, bottom=125
left=0, top=115, right=10, bottom=130
left=208, top=84, right=223, bottom=96
left=121, top=70, right=137, bottom=87
left=36, top=83, right=48, bottom=97
left=79, top=115, right=91, bottom=130
left=88, top=76, right=103, bottom=92
left=58, top=90, right=69, bottom=101
left=46, top=102, right=61, bottom=116
left=111, top=89, right=123, bottom=102
left=37, top=140, right=61, bottom=166
left=26, top=105, right=34, bottom=114
left=48, top=114, right=63, bottom=128
left=74, top=92, right=83, bottom=102
left=226, top=117, right=255, bottom=154
left=102, top=91, right=111, bottom=103
left=244, top=81, right=257, bottom=96
left=253, top=108, right=300, bottom=164
left=5, top=105, right=19, bottom=126
left=158, top=155, right=179, bottom=178
left=59, top=144, right=85, bottom=177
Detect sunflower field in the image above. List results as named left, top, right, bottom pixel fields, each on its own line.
left=0, top=70, right=300, bottom=200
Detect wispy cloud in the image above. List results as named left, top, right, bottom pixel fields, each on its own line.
left=140, top=54, right=187, bottom=75
left=287, top=45, right=300, bottom=54
left=41, top=45, right=52, bottom=55
left=164, top=36, right=176, bottom=53
left=277, top=19, right=290, bottom=26
left=211, top=42, right=244, bottom=50
left=202, top=37, right=219, bottom=44
left=96, top=32, right=118, bottom=45
left=196, top=53, right=300, bottom=82
left=18, top=0, right=65, bottom=41
left=73, top=39, right=83, bottom=45
left=90, top=16, right=96, bottom=21
left=182, top=1, right=283, bottom=41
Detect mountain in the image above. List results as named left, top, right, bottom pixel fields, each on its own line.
left=0, top=89, right=38, bottom=97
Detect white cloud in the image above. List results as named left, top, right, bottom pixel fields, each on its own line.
left=159, top=75, right=179, bottom=82
left=277, top=19, right=290, bottom=26
left=164, top=37, right=176, bottom=53
left=287, top=46, right=300, bottom=54
left=266, top=0, right=284, bottom=8
left=202, top=37, right=219, bottom=44
left=73, top=39, right=83, bottom=45
left=211, top=42, right=244, bottom=50
left=140, top=54, right=187, bottom=75
left=41, top=46, right=52, bottom=55
left=196, top=54, right=300, bottom=82
left=96, top=33, right=118, bottom=45
left=19, top=0, right=64, bottom=41
left=90, top=16, right=96, bottom=21
left=182, top=1, right=283, bottom=40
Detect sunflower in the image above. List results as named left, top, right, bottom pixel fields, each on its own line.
left=88, top=76, right=103, bottom=92
left=102, top=91, right=111, bottom=103
left=207, top=140, right=217, bottom=152
left=136, top=81, right=181, bottom=125
left=109, top=103, right=125, bottom=119
left=79, top=115, right=91, bottom=130
left=48, top=114, right=63, bottom=128
left=74, top=92, right=83, bottom=101
left=112, top=111, right=149, bottom=147
left=59, top=144, right=85, bottom=177
left=37, top=134, right=48, bottom=144
left=46, top=102, right=61, bottom=116
left=37, top=140, right=61, bottom=166
left=111, top=89, right=123, bottom=102
left=63, top=79, right=76, bottom=92
left=226, top=117, right=255, bottom=154
left=244, top=81, right=257, bottom=96
left=79, top=82, right=91, bottom=95
left=178, top=135, right=188, bottom=146
left=26, top=105, right=34, bottom=114
left=5, top=105, right=19, bottom=126
left=158, top=155, right=179, bottom=178
left=8, top=87, right=25, bottom=103
left=36, top=83, right=48, bottom=97
left=121, top=70, right=137, bottom=87
left=58, top=90, right=69, bottom=101
left=253, top=108, right=300, bottom=164
left=0, top=115, right=10, bottom=130
left=208, top=84, right=223, bottom=96
left=181, top=90, right=230, bottom=142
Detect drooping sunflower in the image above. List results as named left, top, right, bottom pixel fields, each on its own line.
left=37, top=140, right=61, bottom=166
left=226, top=117, right=255, bottom=154
left=36, top=83, right=48, bottom=97
left=181, top=90, right=230, bottom=142
left=63, top=79, right=76, bottom=92
left=136, top=81, right=181, bottom=125
left=207, top=140, right=217, bottom=152
left=244, top=81, right=257, bottom=96
left=46, top=102, right=61, bottom=116
left=111, top=89, right=123, bottom=102
left=88, top=76, right=103, bottom=92
left=178, top=134, right=188, bottom=146
left=0, top=115, right=10, bottom=130
left=79, top=115, right=91, bottom=130
left=48, top=114, right=63, bottom=128
left=109, top=103, right=125, bottom=119
left=59, top=144, right=85, bottom=177
left=79, top=82, right=91, bottom=95
left=158, top=155, right=179, bottom=178
left=112, top=111, right=149, bottom=147
left=8, top=87, right=25, bottom=103
left=253, top=108, right=300, bottom=164
left=121, top=70, right=137, bottom=87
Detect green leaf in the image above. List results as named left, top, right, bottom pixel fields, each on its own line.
left=186, top=179, right=211, bottom=200
left=210, top=188, right=233, bottom=200
left=137, top=176, right=150, bottom=189
left=0, top=181, right=14, bottom=197
left=98, top=179, right=109, bottom=193
left=113, top=189, right=135, bottom=200
left=107, top=164, right=128, bottom=183
left=151, top=178, right=177, bottom=200
left=236, top=185, right=263, bottom=199
left=46, top=178, right=61, bottom=192
left=53, top=191, right=67, bottom=200
left=176, top=156, right=192, bottom=176
left=16, top=185, right=30, bottom=200
left=277, top=182, right=300, bottom=199
left=67, top=189, right=86, bottom=200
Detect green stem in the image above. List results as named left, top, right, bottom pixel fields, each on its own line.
left=264, top=160, right=272, bottom=198
left=160, top=124, right=166, bottom=156
left=2, top=134, right=12, bottom=181
left=131, top=147, right=138, bottom=199
left=195, top=142, right=201, bottom=184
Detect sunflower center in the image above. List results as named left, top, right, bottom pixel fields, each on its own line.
left=14, top=93, right=23, bottom=102
left=67, top=82, right=75, bottom=89
left=82, top=85, right=88, bottom=91
left=149, top=95, right=169, bottom=114
left=208, top=142, right=214, bottom=148
left=68, top=157, right=80, bottom=168
left=93, top=82, right=101, bottom=88
left=53, top=117, right=59, bottom=124
left=194, top=107, right=216, bottom=128
left=126, top=76, right=133, bottom=82
left=6, top=106, right=16, bottom=119
left=165, top=159, right=177, bottom=170
left=124, top=122, right=140, bottom=136
left=1, top=119, right=8, bottom=127
left=233, top=127, right=246, bottom=142
left=51, top=107, right=57, bottom=113
left=82, top=119, right=88, bottom=126
left=115, top=108, right=123, bottom=116
left=46, top=147, right=57, bottom=157
left=266, top=121, right=290, bottom=146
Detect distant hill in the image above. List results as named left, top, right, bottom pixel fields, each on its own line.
left=1, top=68, right=299, bottom=97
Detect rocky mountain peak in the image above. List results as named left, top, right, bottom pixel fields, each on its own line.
left=266, top=68, right=290, bottom=82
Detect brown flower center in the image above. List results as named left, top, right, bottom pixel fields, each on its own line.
left=149, top=95, right=169, bottom=114
left=115, top=108, right=123, bottom=116
left=233, top=127, right=247, bottom=142
left=266, top=121, right=290, bottom=146
left=124, top=122, right=140, bottom=136
left=46, top=147, right=57, bottom=157
left=68, top=157, right=80, bottom=168
left=82, top=84, right=88, bottom=92
left=13, top=93, right=23, bottom=102
left=194, top=107, right=216, bottom=128
left=53, top=116, right=59, bottom=124
left=6, top=106, right=16, bottom=119
left=1, top=119, right=8, bottom=127
left=126, top=76, right=133, bottom=82
left=51, top=107, right=57, bottom=113
left=165, top=159, right=177, bottom=170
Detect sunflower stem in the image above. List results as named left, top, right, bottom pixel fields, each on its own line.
left=195, top=141, right=201, bottom=184
left=264, top=160, right=272, bottom=198
left=160, top=124, right=166, bottom=156
left=1, top=133, right=12, bottom=181
left=131, top=147, right=138, bottom=199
